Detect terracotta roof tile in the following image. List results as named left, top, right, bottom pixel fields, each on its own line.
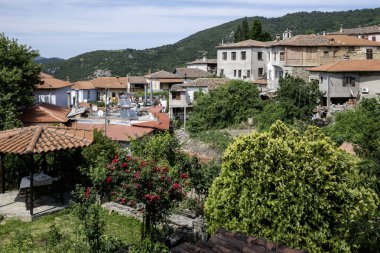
left=0, top=126, right=93, bottom=154
left=187, top=58, right=217, bottom=65
left=20, top=103, right=70, bottom=124
left=308, top=59, right=380, bottom=72
left=175, top=68, right=212, bottom=78
left=132, top=106, right=170, bottom=131
left=158, top=78, right=184, bottom=83
left=325, top=34, right=380, bottom=46
left=145, top=70, right=180, bottom=79
left=128, top=76, right=148, bottom=84
left=71, top=123, right=154, bottom=142
left=217, top=39, right=269, bottom=48
left=329, top=25, right=380, bottom=35
left=35, top=73, right=72, bottom=90
left=170, top=84, right=186, bottom=91
left=91, top=77, right=128, bottom=89
left=71, top=81, right=95, bottom=90
left=181, top=78, right=230, bottom=90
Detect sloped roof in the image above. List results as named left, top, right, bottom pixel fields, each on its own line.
left=187, top=58, right=217, bottom=65
left=132, top=106, right=170, bottom=131
left=71, top=123, right=154, bottom=142
left=329, top=25, right=380, bottom=35
left=170, top=84, right=185, bottom=91
left=216, top=39, right=268, bottom=49
left=175, top=68, right=212, bottom=78
left=0, top=126, right=93, bottom=155
left=172, top=228, right=305, bottom=253
left=145, top=70, right=181, bottom=79
left=308, top=59, right=380, bottom=72
left=128, top=76, right=148, bottom=84
left=20, top=103, right=70, bottom=124
left=91, top=77, right=128, bottom=89
left=270, top=34, right=380, bottom=47
left=35, top=73, right=72, bottom=90
left=181, top=78, right=230, bottom=90
left=71, top=81, right=95, bottom=90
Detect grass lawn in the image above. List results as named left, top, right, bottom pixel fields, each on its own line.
left=0, top=207, right=141, bottom=252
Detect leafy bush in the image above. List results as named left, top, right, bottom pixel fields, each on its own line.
left=190, top=130, right=233, bottom=152
left=187, top=80, right=262, bottom=132
left=205, top=121, right=379, bottom=252
left=129, top=236, right=169, bottom=253
left=254, top=102, right=286, bottom=131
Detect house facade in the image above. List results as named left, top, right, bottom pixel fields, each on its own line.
left=145, top=70, right=184, bottom=91
left=175, top=68, right=211, bottom=82
left=186, top=57, right=217, bottom=74
left=33, top=73, right=72, bottom=107
left=266, top=34, right=380, bottom=90
left=71, top=81, right=97, bottom=105
left=128, top=76, right=148, bottom=93
left=91, top=77, right=128, bottom=103
left=308, top=59, right=380, bottom=104
left=216, top=40, right=268, bottom=82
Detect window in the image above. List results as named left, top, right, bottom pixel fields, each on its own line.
left=222, top=52, right=227, bottom=60
left=231, top=52, right=236, bottom=60
left=238, top=70, right=242, bottom=78
left=234, top=70, right=237, bottom=77
left=87, top=90, right=90, bottom=99
left=268, top=70, right=272, bottom=80
left=366, top=49, right=373, bottom=59
left=220, top=69, right=224, bottom=76
left=343, top=76, right=356, bottom=86
left=280, top=52, right=284, bottom=61
left=323, top=51, right=329, bottom=57
left=348, top=47, right=355, bottom=52
left=273, top=52, right=277, bottom=61
left=279, top=71, right=283, bottom=78
left=320, top=76, right=324, bottom=83
left=241, top=51, right=246, bottom=60
left=247, top=70, right=251, bottom=78
left=96, top=92, right=100, bottom=101
left=258, top=68, right=264, bottom=76
left=372, top=37, right=376, bottom=41
left=172, top=92, right=181, bottom=100
left=258, top=52, right=263, bottom=60
left=112, top=92, right=116, bottom=98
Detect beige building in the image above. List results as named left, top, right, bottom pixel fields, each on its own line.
left=329, top=24, right=380, bottom=42
left=308, top=59, right=380, bottom=104
left=186, top=57, right=217, bottom=74
left=145, top=70, right=184, bottom=91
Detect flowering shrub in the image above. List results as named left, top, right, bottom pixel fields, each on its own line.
left=105, top=153, right=189, bottom=238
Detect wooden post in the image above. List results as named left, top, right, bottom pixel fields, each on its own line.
left=29, top=154, right=34, bottom=216
left=0, top=153, right=4, bottom=194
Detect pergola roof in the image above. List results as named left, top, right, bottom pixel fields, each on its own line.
left=0, top=126, right=93, bottom=155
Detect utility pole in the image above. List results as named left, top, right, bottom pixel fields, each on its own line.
left=105, top=87, right=108, bottom=136
left=327, top=75, right=331, bottom=117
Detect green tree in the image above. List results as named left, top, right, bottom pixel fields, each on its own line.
left=187, top=80, right=262, bottom=132
left=234, top=24, right=242, bottom=43
left=0, top=33, right=41, bottom=130
left=241, top=17, right=250, bottom=40
left=205, top=121, right=378, bottom=252
left=250, top=19, right=263, bottom=40
left=277, top=74, right=321, bottom=121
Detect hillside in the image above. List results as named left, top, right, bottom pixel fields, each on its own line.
left=42, top=8, right=380, bottom=81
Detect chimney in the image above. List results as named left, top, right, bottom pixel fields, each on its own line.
left=322, top=31, right=326, bottom=35
left=340, top=24, right=343, bottom=33
left=275, top=34, right=280, bottom=41
left=282, top=29, right=293, bottom=40
left=116, top=76, right=119, bottom=82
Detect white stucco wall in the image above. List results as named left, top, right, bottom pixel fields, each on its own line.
left=217, top=47, right=267, bottom=81
left=34, top=86, right=71, bottom=107
left=71, top=89, right=97, bottom=104
left=187, top=64, right=208, bottom=72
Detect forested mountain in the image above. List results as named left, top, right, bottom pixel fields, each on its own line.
left=41, top=8, right=380, bottom=81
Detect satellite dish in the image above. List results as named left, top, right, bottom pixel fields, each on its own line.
left=97, top=110, right=104, bottom=116
left=92, top=105, right=98, bottom=111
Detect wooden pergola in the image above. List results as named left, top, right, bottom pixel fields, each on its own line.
left=0, top=125, right=93, bottom=215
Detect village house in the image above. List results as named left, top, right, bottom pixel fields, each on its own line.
left=329, top=24, right=380, bottom=42
left=145, top=70, right=184, bottom=91
left=186, top=57, right=217, bottom=74
left=266, top=33, right=380, bottom=90
left=169, top=78, right=229, bottom=120
left=33, top=73, right=72, bottom=107
left=308, top=59, right=380, bottom=105
left=216, top=40, right=268, bottom=82
left=127, top=76, right=148, bottom=93
left=70, top=81, right=97, bottom=105
left=91, top=76, right=128, bottom=103
left=19, top=103, right=71, bottom=126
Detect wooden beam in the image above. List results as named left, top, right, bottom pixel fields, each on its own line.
left=29, top=154, right=34, bottom=216
left=0, top=153, right=4, bottom=194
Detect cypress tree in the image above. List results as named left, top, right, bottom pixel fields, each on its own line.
left=241, top=17, right=250, bottom=40
left=250, top=19, right=262, bottom=40
left=234, top=24, right=242, bottom=42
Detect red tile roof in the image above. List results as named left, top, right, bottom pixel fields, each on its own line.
left=158, top=78, right=184, bottom=83
left=132, top=106, right=170, bottom=131
left=91, top=77, right=128, bottom=89
left=308, top=59, right=380, bottom=72
left=128, top=76, right=148, bottom=84
left=329, top=25, right=380, bottom=35
left=20, top=103, right=70, bottom=124
left=71, top=123, right=154, bottom=142
left=175, top=68, right=212, bottom=78
left=216, top=39, right=268, bottom=48
left=0, top=126, right=93, bottom=154
left=35, top=73, right=72, bottom=90
left=145, top=70, right=180, bottom=79
left=71, top=81, right=95, bottom=90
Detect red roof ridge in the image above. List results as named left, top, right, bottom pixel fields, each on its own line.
left=25, top=126, right=43, bottom=154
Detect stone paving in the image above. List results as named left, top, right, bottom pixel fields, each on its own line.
left=0, top=190, right=70, bottom=221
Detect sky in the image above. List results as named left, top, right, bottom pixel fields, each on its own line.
left=0, top=0, right=379, bottom=59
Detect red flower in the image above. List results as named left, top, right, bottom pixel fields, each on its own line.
left=106, top=176, right=112, bottom=183
left=85, top=187, right=91, bottom=199
left=124, top=169, right=129, bottom=173
left=135, top=183, right=140, bottom=189
left=171, top=183, right=181, bottom=190
left=180, top=173, right=189, bottom=179
left=111, top=158, right=118, bottom=164
left=114, top=154, right=119, bottom=159
left=121, top=162, right=128, bottom=168
left=135, top=173, right=140, bottom=179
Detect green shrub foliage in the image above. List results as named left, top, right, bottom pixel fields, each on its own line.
left=205, top=121, right=379, bottom=252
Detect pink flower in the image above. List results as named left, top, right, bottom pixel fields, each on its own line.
left=135, top=173, right=140, bottom=179
left=121, top=162, right=128, bottom=168
left=106, top=176, right=112, bottom=183
left=135, top=183, right=140, bottom=189
left=171, top=183, right=181, bottom=190
left=85, top=187, right=91, bottom=199
left=180, top=173, right=189, bottom=179
left=111, top=158, right=118, bottom=164
left=114, top=154, right=119, bottom=159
